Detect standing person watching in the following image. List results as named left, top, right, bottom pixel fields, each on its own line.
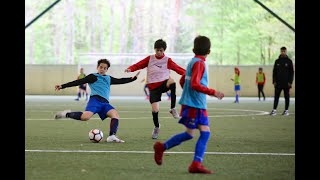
left=270, top=47, right=294, bottom=116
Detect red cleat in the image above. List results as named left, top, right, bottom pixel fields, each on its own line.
left=188, top=161, right=214, bottom=174
left=153, top=141, right=165, bottom=165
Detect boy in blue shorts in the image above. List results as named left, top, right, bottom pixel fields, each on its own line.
left=230, top=67, right=240, bottom=103
left=75, top=67, right=89, bottom=101
left=153, top=35, right=224, bottom=174
left=54, top=59, right=140, bottom=143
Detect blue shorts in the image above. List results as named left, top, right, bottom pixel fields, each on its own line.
left=178, top=105, right=209, bottom=129
left=234, top=85, right=240, bottom=91
left=85, top=96, right=115, bottom=120
left=79, top=84, right=86, bottom=90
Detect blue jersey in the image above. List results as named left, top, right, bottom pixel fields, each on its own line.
left=179, top=57, right=208, bottom=109
left=88, top=73, right=111, bottom=101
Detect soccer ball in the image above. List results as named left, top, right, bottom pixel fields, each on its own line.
left=88, top=129, right=104, bottom=143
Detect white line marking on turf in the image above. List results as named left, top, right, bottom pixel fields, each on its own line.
left=25, top=108, right=270, bottom=120
left=25, top=149, right=294, bottom=156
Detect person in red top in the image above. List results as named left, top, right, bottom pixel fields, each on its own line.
left=256, top=67, right=266, bottom=101
left=125, top=39, right=186, bottom=139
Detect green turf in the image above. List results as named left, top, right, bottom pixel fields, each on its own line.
left=25, top=97, right=295, bottom=180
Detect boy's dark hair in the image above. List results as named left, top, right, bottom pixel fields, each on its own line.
left=193, top=35, right=211, bottom=55
left=259, top=67, right=263, bottom=70
left=280, top=46, right=287, bottom=50
left=154, top=39, right=167, bottom=51
left=97, top=59, right=111, bottom=69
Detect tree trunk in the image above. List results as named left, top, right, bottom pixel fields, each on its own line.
left=108, top=0, right=115, bottom=53
left=29, top=28, right=34, bottom=64
left=65, top=0, right=74, bottom=64
left=268, top=36, right=272, bottom=64
left=171, top=0, right=181, bottom=52
left=237, top=42, right=240, bottom=65
left=119, top=0, right=128, bottom=53
left=91, top=0, right=97, bottom=52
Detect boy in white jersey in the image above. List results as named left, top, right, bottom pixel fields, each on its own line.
left=54, top=59, right=140, bottom=143
left=125, top=39, right=185, bottom=139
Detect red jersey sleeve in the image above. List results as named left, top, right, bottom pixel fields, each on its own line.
left=127, top=56, right=150, bottom=72
left=179, top=74, right=185, bottom=88
left=190, top=61, right=216, bottom=96
left=167, top=58, right=186, bottom=75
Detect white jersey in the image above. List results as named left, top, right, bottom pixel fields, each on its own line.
left=146, top=55, right=170, bottom=84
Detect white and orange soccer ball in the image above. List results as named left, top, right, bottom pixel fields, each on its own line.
left=88, top=129, right=104, bottom=143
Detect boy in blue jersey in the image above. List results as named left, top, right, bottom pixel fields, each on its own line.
left=54, top=59, right=140, bottom=143
left=153, top=35, right=224, bottom=174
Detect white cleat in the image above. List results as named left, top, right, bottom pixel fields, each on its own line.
left=170, top=108, right=180, bottom=119
left=269, top=110, right=276, bottom=116
left=282, top=110, right=289, bottom=116
left=106, top=135, right=125, bottom=143
left=152, top=125, right=160, bottom=139
left=54, top=110, right=71, bottom=119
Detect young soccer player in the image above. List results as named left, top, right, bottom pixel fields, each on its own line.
left=153, top=35, right=224, bottom=174
left=230, top=67, right=240, bottom=103
left=141, top=75, right=150, bottom=100
left=54, top=59, right=140, bottom=143
left=256, top=67, right=266, bottom=101
left=75, top=67, right=89, bottom=101
left=124, top=39, right=185, bottom=139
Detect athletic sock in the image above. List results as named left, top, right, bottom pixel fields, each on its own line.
left=66, top=112, right=83, bottom=120
left=169, top=83, right=176, bottom=109
left=152, top=111, right=159, bottom=128
left=194, top=131, right=210, bottom=162
left=109, top=118, right=119, bottom=136
left=164, top=132, right=193, bottom=150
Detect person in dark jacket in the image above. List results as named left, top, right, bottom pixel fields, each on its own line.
left=270, top=47, right=294, bottom=116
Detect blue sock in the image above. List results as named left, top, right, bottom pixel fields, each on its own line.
left=77, top=92, right=81, bottom=98
left=236, top=94, right=239, bottom=102
left=109, top=118, right=119, bottom=136
left=194, top=131, right=210, bottom=163
left=66, top=112, right=82, bottom=120
left=164, top=132, right=193, bottom=150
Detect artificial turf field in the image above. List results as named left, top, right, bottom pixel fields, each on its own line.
left=25, top=96, right=295, bottom=180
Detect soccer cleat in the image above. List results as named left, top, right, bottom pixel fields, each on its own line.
left=75, top=98, right=80, bottom=101
left=106, top=135, right=125, bottom=143
left=54, top=110, right=71, bottom=119
left=153, top=141, right=165, bottom=165
left=169, top=108, right=180, bottom=119
left=188, top=161, right=214, bottom=174
left=152, top=126, right=160, bottom=139
left=269, top=110, right=277, bottom=116
left=282, top=110, right=289, bottom=116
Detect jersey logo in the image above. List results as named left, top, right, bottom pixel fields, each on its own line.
left=154, top=64, right=162, bottom=68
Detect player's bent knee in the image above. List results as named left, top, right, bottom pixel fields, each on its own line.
left=81, top=116, right=91, bottom=121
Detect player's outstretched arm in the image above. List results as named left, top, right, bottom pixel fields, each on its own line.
left=179, top=74, right=186, bottom=89
left=55, top=85, right=62, bottom=91
left=125, top=56, right=150, bottom=73
left=110, top=71, right=140, bottom=85
left=168, top=59, right=186, bottom=75
left=210, top=91, right=224, bottom=100
left=54, top=74, right=96, bottom=91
